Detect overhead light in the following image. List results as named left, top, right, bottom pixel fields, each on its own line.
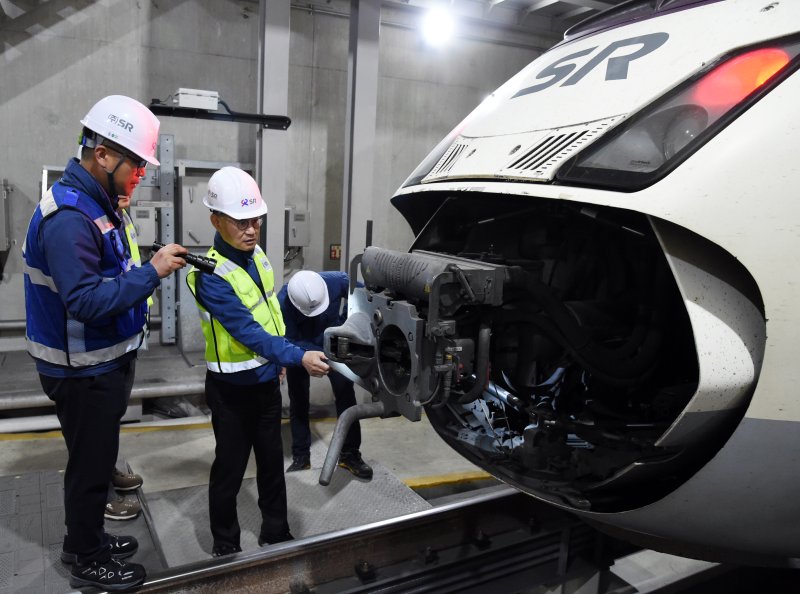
left=421, top=6, right=455, bottom=47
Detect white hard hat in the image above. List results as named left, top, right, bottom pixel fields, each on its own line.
left=204, top=166, right=268, bottom=219
left=288, top=271, right=329, bottom=317
left=80, top=95, right=161, bottom=166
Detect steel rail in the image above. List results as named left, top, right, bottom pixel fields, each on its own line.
left=137, top=486, right=620, bottom=594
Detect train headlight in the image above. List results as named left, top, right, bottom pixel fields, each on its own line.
left=557, top=39, right=800, bottom=190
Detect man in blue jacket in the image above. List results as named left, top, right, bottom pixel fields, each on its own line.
left=23, top=95, right=188, bottom=591
left=278, top=271, right=373, bottom=479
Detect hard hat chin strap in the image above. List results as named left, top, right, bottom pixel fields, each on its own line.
left=104, top=158, right=124, bottom=204
left=81, top=131, right=123, bottom=202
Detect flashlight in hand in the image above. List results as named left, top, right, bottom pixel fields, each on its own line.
left=152, top=241, right=216, bottom=274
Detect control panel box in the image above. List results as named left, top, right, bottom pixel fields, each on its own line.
left=179, top=176, right=216, bottom=247
left=130, top=206, right=157, bottom=247
left=285, top=207, right=310, bottom=247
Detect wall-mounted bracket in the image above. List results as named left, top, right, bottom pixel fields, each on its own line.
left=148, top=99, right=291, bottom=130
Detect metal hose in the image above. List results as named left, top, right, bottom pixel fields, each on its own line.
left=319, top=402, right=385, bottom=486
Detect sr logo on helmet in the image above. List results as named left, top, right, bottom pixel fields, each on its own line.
left=107, top=114, right=134, bottom=133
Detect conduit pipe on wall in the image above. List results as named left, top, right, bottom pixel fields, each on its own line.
left=0, top=382, right=205, bottom=433
left=0, top=381, right=204, bottom=412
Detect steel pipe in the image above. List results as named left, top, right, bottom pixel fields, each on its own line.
left=0, top=381, right=204, bottom=411
left=0, top=414, right=62, bottom=433
left=319, top=401, right=385, bottom=486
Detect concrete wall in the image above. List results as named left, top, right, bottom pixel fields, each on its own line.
left=0, top=0, right=557, bottom=323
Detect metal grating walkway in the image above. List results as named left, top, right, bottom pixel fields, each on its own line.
left=0, top=445, right=432, bottom=590
left=0, top=469, right=160, bottom=593
left=146, top=452, right=432, bottom=567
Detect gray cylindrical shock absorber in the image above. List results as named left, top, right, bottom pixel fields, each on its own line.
left=361, top=247, right=457, bottom=300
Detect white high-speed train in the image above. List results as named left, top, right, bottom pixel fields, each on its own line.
left=324, top=0, right=800, bottom=565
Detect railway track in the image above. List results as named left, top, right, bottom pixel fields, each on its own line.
left=137, top=486, right=626, bottom=594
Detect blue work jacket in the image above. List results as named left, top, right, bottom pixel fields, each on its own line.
left=191, top=232, right=305, bottom=385
left=277, top=271, right=351, bottom=351
left=23, top=159, right=160, bottom=377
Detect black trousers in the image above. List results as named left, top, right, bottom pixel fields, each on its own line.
left=206, top=373, right=289, bottom=548
left=286, top=366, right=360, bottom=459
left=41, top=360, right=135, bottom=563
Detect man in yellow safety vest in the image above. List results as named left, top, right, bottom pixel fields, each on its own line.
left=187, top=166, right=329, bottom=557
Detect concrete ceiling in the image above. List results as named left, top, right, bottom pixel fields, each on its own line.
left=508, top=0, right=626, bottom=28
left=0, top=0, right=633, bottom=40
left=382, top=0, right=633, bottom=37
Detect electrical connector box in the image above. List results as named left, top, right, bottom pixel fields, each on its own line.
left=173, top=88, right=219, bottom=111
left=284, top=207, right=310, bottom=247
left=130, top=206, right=156, bottom=246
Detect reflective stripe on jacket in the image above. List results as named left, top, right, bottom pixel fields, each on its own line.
left=23, top=185, right=146, bottom=367
left=187, top=245, right=286, bottom=373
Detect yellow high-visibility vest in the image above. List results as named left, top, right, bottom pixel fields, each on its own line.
left=187, top=245, right=285, bottom=373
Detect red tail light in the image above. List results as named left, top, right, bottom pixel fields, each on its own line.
left=693, top=48, right=790, bottom=108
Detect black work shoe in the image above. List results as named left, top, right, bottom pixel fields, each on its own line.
left=258, top=531, right=294, bottom=546
left=211, top=543, right=242, bottom=557
left=338, top=452, right=373, bottom=480
left=61, top=534, right=139, bottom=565
left=69, top=557, right=146, bottom=591
left=286, top=456, right=310, bottom=472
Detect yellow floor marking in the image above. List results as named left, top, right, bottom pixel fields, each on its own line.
left=403, top=470, right=493, bottom=488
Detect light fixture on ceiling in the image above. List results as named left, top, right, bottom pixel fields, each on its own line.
left=421, top=6, right=455, bottom=47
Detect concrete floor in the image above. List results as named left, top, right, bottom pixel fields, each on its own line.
left=0, top=408, right=491, bottom=494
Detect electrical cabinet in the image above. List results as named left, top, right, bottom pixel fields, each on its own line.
left=179, top=174, right=216, bottom=247
left=285, top=207, right=310, bottom=247
left=130, top=206, right=156, bottom=247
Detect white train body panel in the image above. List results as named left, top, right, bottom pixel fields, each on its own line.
left=326, top=0, right=800, bottom=563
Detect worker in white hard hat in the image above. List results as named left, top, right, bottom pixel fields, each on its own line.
left=23, top=95, right=188, bottom=591
left=187, top=166, right=330, bottom=557
left=278, top=270, right=374, bottom=480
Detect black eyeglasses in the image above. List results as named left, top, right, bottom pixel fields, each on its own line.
left=220, top=214, right=264, bottom=231
left=107, top=146, right=148, bottom=170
